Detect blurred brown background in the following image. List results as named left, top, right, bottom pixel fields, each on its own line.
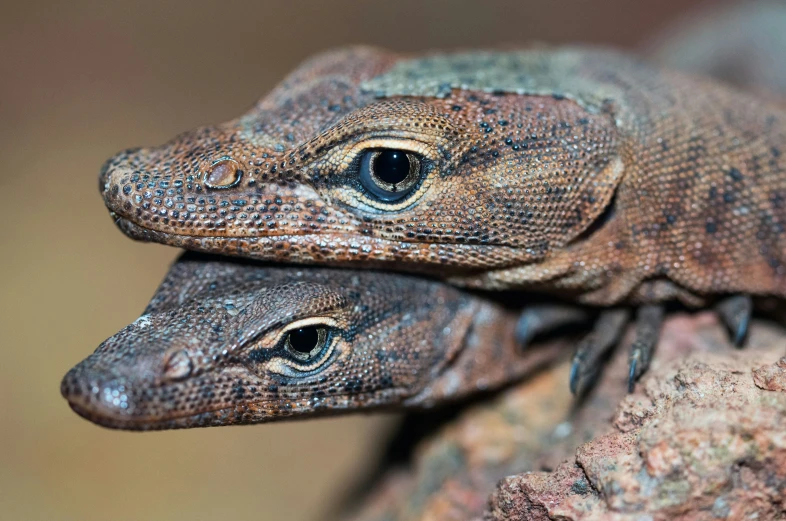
left=0, top=1, right=735, bottom=519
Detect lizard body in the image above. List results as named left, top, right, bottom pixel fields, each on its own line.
left=102, top=46, right=786, bottom=307
left=61, top=254, right=562, bottom=430
left=99, top=46, right=786, bottom=391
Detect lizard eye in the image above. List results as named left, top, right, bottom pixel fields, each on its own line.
left=359, top=149, right=423, bottom=202
left=284, top=325, right=329, bottom=362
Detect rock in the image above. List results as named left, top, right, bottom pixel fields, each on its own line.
left=487, top=317, right=786, bottom=521
left=754, top=356, right=786, bottom=392
left=344, top=315, right=786, bottom=521
left=345, top=363, right=576, bottom=521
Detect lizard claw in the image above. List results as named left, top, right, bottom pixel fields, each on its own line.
left=627, top=357, right=639, bottom=393
left=715, top=294, right=752, bottom=347
left=569, top=359, right=582, bottom=395
left=569, top=309, right=630, bottom=396
left=626, top=304, right=665, bottom=392
left=515, top=304, right=589, bottom=348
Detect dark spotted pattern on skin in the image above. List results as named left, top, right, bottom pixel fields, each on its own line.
left=101, top=46, right=786, bottom=307
left=61, top=254, right=563, bottom=431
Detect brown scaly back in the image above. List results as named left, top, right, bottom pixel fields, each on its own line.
left=100, top=46, right=786, bottom=308
left=61, top=254, right=562, bottom=431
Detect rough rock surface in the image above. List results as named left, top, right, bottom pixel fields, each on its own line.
left=344, top=362, right=575, bottom=521
left=345, top=315, right=786, bottom=521
left=487, top=317, right=786, bottom=521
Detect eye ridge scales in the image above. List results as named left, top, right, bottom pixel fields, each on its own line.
left=97, top=45, right=786, bottom=394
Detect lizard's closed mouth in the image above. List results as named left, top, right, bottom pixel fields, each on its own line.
left=62, top=373, right=409, bottom=431
left=64, top=400, right=224, bottom=431
left=109, top=212, right=525, bottom=274
left=60, top=369, right=296, bottom=431
left=110, top=211, right=326, bottom=242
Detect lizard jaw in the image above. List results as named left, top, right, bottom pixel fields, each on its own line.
left=61, top=365, right=321, bottom=431
left=63, top=400, right=241, bottom=431
left=62, top=377, right=403, bottom=431
left=110, top=212, right=530, bottom=274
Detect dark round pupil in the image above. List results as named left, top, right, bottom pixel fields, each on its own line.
left=288, top=327, right=320, bottom=354
left=373, top=150, right=410, bottom=185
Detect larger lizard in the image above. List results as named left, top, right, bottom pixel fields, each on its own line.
left=61, top=254, right=563, bottom=430
left=99, top=46, right=786, bottom=392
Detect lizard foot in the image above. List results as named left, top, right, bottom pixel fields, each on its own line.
left=626, top=304, right=665, bottom=392
left=515, top=304, right=590, bottom=347
left=715, top=294, right=752, bottom=347
left=524, top=297, right=752, bottom=396
left=569, top=309, right=630, bottom=396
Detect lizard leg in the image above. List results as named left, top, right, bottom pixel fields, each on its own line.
left=627, top=304, right=665, bottom=392
left=569, top=309, right=631, bottom=396
left=715, top=294, right=752, bottom=347
left=515, top=304, right=590, bottom=347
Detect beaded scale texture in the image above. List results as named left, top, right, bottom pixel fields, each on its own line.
left=100, top=46, right=786, bottom=307
left=61, top=255, right=561, bottom=430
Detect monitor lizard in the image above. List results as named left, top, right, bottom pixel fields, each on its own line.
left=61, top=254, right=564, bottom=430
left=98, top=46, right=786, bottom=393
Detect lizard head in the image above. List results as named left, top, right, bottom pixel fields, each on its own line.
left=101, top=47, right=622, bottom=276
left=61, top=254, right=530, bottom=431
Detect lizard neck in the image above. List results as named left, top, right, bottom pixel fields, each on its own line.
left=403, top=302, right=564, bottom=408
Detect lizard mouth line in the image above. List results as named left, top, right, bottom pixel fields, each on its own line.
left=66, top=400, right=238, bottom=431
left=66, top=388, right=411, bottom=431
left=111, top=212, right=382, bottom=241
left=110, top=212, right=441, bottom=242
left=110, top=212, right=526, bottom=264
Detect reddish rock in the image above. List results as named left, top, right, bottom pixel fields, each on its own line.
left=754, top=356, right=786, bottom=392
left=346, top=357, right=576, bottom=521
left=486, top=320, right=786, bottom=521
left=346, top=316, right=786, bottom=521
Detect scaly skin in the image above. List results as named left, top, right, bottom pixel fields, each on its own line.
left=101, top=46, right=786, bottom=307
left=61, top=254, right=563, bottom=430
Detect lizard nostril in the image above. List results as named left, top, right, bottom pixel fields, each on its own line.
left=204, top=158, right=242, bottom=189
left=163, top=350, right=193, bottom=380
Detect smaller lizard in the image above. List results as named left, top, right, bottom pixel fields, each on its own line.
left=61, top=254, right=563, bottom=430
left=99, top=46, right=786, bottom=393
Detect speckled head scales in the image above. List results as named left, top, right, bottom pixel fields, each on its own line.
left=61, top=255, right=562, bottom=430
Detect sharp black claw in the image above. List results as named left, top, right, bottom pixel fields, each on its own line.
left=569, top=357, right=581, bottom=395
left=735, top=313, right=750, bottom=346
left=627, top=356, right=638, bottom=393
left=515, top=314, right=535, bottom=347
left=568, top=309, right=630, bottom=396
left=626, top=304, right=665, bottom=393
left=716, top=295, right=752, bottom=347
left=569, top=357, right=599, bottom=397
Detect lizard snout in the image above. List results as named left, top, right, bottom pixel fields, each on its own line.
left=60, top=361, right=139, bottom=428
left=60, top=332, right=174, bottom=430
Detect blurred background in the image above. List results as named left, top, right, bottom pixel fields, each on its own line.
left=0, top=1, right=759, bottom=520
